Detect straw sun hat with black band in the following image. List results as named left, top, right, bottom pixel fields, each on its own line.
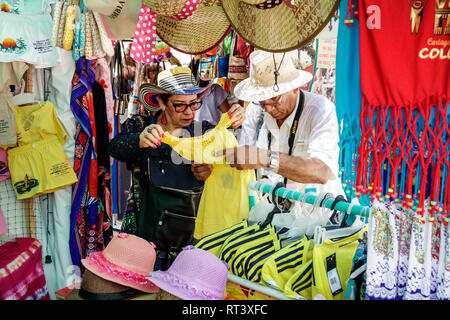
left=221, top=0, right=340, bottom=52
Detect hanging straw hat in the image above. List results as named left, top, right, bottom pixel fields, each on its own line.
left=221, top=0, right=340, bottom=52
left=81, top=233, right=160, bottom=293
left=233, top=49, right=313, bottom=102
left=84, top=0, right=141, bottom=40
left=155, top=0, right=232, bottom=54
left=139, top=66, right=211, bottom=111
left=142, top=0, right=188, bottom=16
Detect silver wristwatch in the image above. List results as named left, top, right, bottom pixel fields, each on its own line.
left=267, top=150, right=280, bottom=172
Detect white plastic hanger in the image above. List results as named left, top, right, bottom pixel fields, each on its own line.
left=279, top=192, right=332, bottom=242
left=314, top=203, right=365, bottom=246
left=12, top=79, right=35, bottom=106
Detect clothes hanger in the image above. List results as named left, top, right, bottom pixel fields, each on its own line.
left=278, top=191, right=332, bottom=242
left=259, top=182, right=286, bottom=229
left=270, top=187, right=296, bottom=233
left=313, top=203, right=366, bottom=246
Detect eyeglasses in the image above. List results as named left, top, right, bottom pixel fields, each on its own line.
left=168, top=100, right=203, bottom=113
left=256, top=95, right=283, bottom=109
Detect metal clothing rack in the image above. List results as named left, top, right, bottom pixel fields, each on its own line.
left=226, top=180, right=370, bottom=300
left=247, top=180, right=370, bottom=222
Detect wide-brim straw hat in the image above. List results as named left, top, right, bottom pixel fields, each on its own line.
left=143, top=0, right=188, bottom=16
left=221, top=0, right=340, bottom=52
left=233, top=49, right=313, bottom=102
left=155, top=0, right=232, bottom=54
left=81, top=233, right=160, bottom=293
left=139, top=66, right=212, bottom=111
left=85, top=0, right=141, bottom=40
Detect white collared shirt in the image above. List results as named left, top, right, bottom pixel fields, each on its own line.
left=240, top=91, right=345, bottom=198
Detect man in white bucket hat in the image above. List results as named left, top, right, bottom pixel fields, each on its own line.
left=219, top=49, right=345, bottom=202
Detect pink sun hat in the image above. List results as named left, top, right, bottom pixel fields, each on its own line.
left=148, top=246, right=229, bottom=300
left=81, top=233, right=159, bottom=293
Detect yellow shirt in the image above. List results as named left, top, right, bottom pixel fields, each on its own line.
left=162, top=113, right=256, bottom=238
left=15, top=101, right=67, bottom=146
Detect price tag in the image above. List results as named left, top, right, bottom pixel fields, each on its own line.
left=326, top=253, right=343, bottom=296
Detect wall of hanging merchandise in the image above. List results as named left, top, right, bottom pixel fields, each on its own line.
left=353, top=0, right=449, bottom=218
left=198, top=181, right=449, bottom=300
left=0, top=0, right=120, bottom=300
left=196, top=180, right=370, bottom=300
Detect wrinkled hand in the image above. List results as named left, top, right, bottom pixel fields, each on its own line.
left=139, top=124, right=165, bottom=149
left=228, top=103, right=245, bottom=129
left=216, top=146, right=269, bottom=170
left=191, top=163, right=213, bottom=181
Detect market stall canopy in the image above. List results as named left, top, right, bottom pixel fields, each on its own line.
left=221, top=0, right=340, bottom=52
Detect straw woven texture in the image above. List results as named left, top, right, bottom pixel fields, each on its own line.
left=156, top=0, right=231, bottom=54
left=221, top=0, right=340, bottom=52
left=143, top=0, right=187, bottom=16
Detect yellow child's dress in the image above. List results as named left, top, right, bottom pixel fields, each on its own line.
left=8, top=101, right=78, bottom=200
left=162, top=113, right=256, bottom=239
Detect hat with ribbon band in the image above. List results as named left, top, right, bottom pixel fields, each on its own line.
left=139, top=66, right=212, bottom=111
left=81, top=233, right=160, bottom=294
left=148, top=246, right=229, bottom=300
left=233, top=49, right=313, bottom=102
left=221, top=0, right=340, bottom=52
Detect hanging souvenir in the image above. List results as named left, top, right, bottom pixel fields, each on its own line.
left=356, top=0, right=450, bottom=219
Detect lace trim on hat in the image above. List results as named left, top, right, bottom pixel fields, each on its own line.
left=149, top=271, right=222, bottom=300
left=85, top=252, right=156, bottom=288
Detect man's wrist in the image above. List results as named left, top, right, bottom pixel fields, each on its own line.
left=257, top=148, right=271, bottom=168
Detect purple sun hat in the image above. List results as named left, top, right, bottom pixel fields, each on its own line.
left=148, top=246, right=229, bottom=300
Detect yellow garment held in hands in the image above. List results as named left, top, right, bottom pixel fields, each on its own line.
left=162, top=113, right=256, bottom=239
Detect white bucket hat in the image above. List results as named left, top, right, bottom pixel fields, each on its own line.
left=233, top=49, right=313, bottom=102
left=84, top=0, right=141, bottom=40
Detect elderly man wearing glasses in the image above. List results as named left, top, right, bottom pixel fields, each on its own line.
left=220, top=50, right=345, bottom=200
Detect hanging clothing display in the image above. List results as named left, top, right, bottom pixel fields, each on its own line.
left=7, top=101, right=78, bottom=200
left=335, top=0, right=362, bottom=201
left=365, top=201, right=449, bottom=300
left=46, top=48, right=78, bottom=295
left=356, top=0, right=450, bottom=216
left=194, top=200, right=368, bottom=301
left=310, top=226, right=366, bottom=300
left=51, top=0, right=113, bottom=60
left=0, top=0, right=50, bottom=15
left=0, top=11, right=60, bottom=67
left=0, top=238, right=50, bottom=300
left=70, top=57, right=99, bottom=268
left=162, top=112, right=256, bottom=239
left=0, top=61, right=28, bottom=147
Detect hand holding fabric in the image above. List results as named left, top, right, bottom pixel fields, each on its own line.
left=139, top=124, right=165, bottom=149
left=217, top=146, right=269, bottom=170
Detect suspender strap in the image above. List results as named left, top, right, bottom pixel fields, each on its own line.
left=268, top=90, right=305, bottom=185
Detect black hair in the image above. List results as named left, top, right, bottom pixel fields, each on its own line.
left=158, top=94, right=171, bottom=105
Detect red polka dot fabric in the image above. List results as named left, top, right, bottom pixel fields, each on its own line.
left=130, top=1, right=200, bottom=64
